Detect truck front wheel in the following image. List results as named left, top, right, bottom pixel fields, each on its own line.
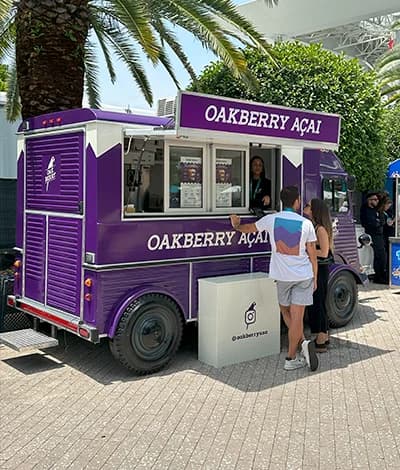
left=327, top=271, right=358, bottom=328
left=109, top=294, right=183, bottom=375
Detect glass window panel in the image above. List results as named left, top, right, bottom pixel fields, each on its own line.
left=215, top=149, right=245, bottom=208
left=334, top=179, right=349, bottom=213
left=169, top=146, right=203, bottom=209
left=322, top=178, right=348, bottom=213
left=322, top=179, right=334, bottom=212
left=123, top=138, right=164, bottom=215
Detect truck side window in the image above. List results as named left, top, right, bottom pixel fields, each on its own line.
left=322, top=178, right=349, bottom=213
left=123, top=137, right=164, bottom=215
left=169, top=146, right=204, bottom=209
left=214, top=148, right=245, bottom=209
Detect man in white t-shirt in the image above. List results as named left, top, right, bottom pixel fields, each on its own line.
left=230, top=186, right=319, bottom=371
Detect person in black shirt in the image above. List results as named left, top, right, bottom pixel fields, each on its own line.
left=360, top=191, right=387, bottom=284
left=250, top=156, right=271, bottom=210
left=307, top=198, right=334, bottom=352
left=378, top=195, right=395, bottom=279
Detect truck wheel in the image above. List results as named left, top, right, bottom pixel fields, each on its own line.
left=109, top=294, right=183, bottom=375
left=327, top=271, right=358, bottom=327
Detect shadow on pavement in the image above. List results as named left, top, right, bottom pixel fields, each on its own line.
left=3, top=352, right=64, bottom=374
left=344, top=301, right=386, bottom=325
left=0, top=303, right=390, bottom=390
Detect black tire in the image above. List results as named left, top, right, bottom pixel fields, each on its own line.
left=109, top=293, right=183, bottom=375
left=327, top=271, right=358, bottom=328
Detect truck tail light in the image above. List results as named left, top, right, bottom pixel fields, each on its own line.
left=78, top=327, right=90, bottom=338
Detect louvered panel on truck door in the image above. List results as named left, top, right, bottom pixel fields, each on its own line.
left=26, top=132, right=83, bottom=212
left=24, top=131, right=84, bottom=316
left=46, top=217, right=82, bottom=315
left=24, top=214, right=46, bottom=303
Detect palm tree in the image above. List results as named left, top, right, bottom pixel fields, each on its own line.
left=0, top=0, right=278, bottom=120
left=0, top=0, right=10, bottom=18
left=377, top=18, right=400, bottom=107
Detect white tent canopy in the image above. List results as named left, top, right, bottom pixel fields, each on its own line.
left=238, top=0, right=400, bottom=66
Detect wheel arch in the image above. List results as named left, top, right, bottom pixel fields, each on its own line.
left=107, top=286, right=185, bottom=339
left=329, top=263, right=367, bottom=286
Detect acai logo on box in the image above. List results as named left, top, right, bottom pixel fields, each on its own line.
left=245, top=301, right=256, bottom=329
left=231, top=301, right=269, bottom=342
left=232, top=302, right=268, bottom=341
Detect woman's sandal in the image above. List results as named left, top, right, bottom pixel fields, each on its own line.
left=325, top=333, right=330, bottom=346
left=314, top=340, right=327, bottom=353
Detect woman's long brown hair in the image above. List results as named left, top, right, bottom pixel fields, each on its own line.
left=310, top=198, right=334, bottom=251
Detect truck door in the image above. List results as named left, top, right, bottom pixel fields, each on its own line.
left=23, top=131, right=84, bottom=316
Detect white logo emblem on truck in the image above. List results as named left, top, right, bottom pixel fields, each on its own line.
left=45, top=156, right=56, bottom=191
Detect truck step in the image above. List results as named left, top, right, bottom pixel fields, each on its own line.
left=0, top=328, right=59, bottom=352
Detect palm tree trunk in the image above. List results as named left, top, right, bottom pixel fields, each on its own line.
left=16, top=0, right=90, bottom=119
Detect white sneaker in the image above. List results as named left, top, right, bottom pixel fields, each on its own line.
left=301, top=340, right=319, bottom=371
left=284, top=355, right=306, bottom=370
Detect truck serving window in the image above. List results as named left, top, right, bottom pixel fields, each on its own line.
left=123, top=135, right=249, bottom=216
left=322, top=178, right=349, bottom=213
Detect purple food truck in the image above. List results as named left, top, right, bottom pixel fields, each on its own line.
left=4, top=91, right=366, bottom=374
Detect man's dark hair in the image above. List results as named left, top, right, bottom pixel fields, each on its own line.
left=280, top=186, right=299, bottom=208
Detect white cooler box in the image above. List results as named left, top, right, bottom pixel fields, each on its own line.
left=198, top=273, right=280, bottom=368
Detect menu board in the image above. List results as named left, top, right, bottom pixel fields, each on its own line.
left=216, top=158, right=232, bottom=207
left=180, top=156, right=202, bottom=208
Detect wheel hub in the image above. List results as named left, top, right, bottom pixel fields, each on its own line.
left=131, top=310, right=173, bottom=361
left=141, top=320, right=163, bottom=348
left=335, top=285, right=350, bottom=309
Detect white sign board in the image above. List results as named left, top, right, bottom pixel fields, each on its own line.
left=198, top=273, right=280, bottom=368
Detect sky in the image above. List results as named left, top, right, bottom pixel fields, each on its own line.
left=97, top=29, right=216, bottom=113
left=97, top=0, right=251, bottom=113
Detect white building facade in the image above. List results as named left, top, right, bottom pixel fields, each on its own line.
left=0, top=92, right=18, bottom=178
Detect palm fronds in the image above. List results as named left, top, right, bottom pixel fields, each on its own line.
left=84, top=41, right=102, bottom=108
left=5, top=60, right=20, bottom=121
left=376, top=21, right=400, bottom=107
left=1, top=0, right=279, bottom=116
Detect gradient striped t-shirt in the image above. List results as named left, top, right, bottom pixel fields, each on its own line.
left=255, top=210, right=317, bottom=281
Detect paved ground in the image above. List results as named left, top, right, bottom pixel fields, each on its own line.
left=1, top=283, right=400, bottom=469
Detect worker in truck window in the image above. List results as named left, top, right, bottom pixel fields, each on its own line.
left=230, top=185, right=319, bottom=372
left=249, top=156, right=271, bottom=210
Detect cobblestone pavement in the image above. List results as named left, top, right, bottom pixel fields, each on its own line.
left=1, top=284, right=400, bottom=469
